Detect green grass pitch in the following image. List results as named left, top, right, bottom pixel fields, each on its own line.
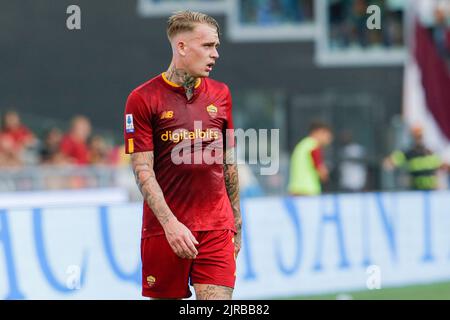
left=280, top=281, right=450, bottom=300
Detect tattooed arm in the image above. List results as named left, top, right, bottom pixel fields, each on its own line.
left=223, top=148, right=242, bottom=257
left=131, top=151, right=199, bottom=259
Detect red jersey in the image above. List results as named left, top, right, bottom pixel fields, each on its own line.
left=60, top=135, right=90, bottom=165
left=1, top=126, right=34, bottom=151
left=311, top=147, right=324, bottom=170
left=124, top=73, right=236, bottom=238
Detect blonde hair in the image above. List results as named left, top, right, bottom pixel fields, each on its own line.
left=167, top=11, right=220, bottom=40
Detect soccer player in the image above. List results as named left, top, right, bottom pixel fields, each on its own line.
left=288, top=121, right=333, bottom=196
left=123, top=11, right=242, bottom=300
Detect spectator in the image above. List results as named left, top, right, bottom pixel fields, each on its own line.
left=1, top=110, right=36, bottom=149
left=60, top=115, right=91, bottom=165
left=349, top=0, right=370, bottom=47
left=288, top=121, right=334, bottom=196
left=39, top=127, right=67, bottom=165
left=0, top=131, right=22, bottom=167
left=240, top=0, right=313, bottom=25
left=338, top=130, right=368, bottom=192
left=432, top=1, right=450, bottom=61
left=328, top=0, right=405, bottom=50
left=89, top=135, right=111, bottom=165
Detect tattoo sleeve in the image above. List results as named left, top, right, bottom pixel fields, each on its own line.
left=130, top=151, right=174, bottom=226
left=223, top=148, right=242, bottom=238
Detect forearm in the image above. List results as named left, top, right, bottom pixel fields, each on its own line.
left=131, top=152, right=175, bottom=226
left=223, top=149, right=242, bottom=234
left=317, top=165, right=329, bottom=182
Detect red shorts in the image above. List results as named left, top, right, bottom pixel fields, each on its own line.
left=141, top=229, right=236, bottom=299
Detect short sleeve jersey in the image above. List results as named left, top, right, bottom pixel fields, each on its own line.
left=124, top=73, right=236, bottom=238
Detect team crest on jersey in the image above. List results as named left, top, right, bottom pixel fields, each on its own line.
left=125, top=114, right=134, bottom=133
left=147, top=275, right=156, bottom=287
left=206, top=104, right=218, bottom=117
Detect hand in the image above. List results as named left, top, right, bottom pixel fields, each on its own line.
left=163, top=217, right=199, bottom=259
left=234, top=232, right=242, bottom=259
left=318, top=165, right=329, bottom=182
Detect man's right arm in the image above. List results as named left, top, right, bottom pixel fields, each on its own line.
left=130, top=151, right=198, bottom=259
left=311, top=148, right=329, bottom=182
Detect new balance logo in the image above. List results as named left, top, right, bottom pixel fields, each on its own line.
left=160, top=111, right=174, bottom=119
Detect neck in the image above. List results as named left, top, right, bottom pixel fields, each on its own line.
left=70, top=133, right=84, bottom=143
left=310, top=135, right=321, bottom=147
left=165, top=63, right=197, bottom=91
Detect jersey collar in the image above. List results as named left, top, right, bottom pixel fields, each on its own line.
left=161, top=72, right=202, bottom=91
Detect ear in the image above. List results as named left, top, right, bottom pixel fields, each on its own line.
left=176, top=40, right=187, bottom=57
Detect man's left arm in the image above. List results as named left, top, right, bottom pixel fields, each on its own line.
left=223, top=147, right=242, bottom=258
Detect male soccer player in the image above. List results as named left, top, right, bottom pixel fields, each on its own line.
left=123, top=11, right=242, bottom=300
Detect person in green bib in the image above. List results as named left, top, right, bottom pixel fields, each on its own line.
left=288, top=122, right=333, bottom=196
left=384, top=125, right=444, bottom=191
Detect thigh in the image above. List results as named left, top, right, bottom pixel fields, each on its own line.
left=141, top=235, right=193, bottom=299
left=190, top=229, right=236, bottom=299
left=193, top=284, right=233, bottom=300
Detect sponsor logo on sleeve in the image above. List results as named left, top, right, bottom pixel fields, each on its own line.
left=126, top=114, right=134, bottom=133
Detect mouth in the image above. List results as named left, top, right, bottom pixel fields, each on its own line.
left=206, top=62, right=215, bottom=72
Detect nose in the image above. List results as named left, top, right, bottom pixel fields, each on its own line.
left=211, top=47, right=219, bottom=59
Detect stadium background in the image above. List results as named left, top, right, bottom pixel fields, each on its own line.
left=1, top=0, right=449, bottom=299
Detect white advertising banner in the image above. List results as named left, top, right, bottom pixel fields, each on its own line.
left=1, top=191, right=450, bottom=299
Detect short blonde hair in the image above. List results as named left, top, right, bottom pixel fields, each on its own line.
left=167, top=11, right=220, bottom=40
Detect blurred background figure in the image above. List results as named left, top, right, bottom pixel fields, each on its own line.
left=58, top=115, right=92, bottom=188
left=39, top=127, right=66, bottom=165
left=38, top=127, right=70, bottom=189
left=432, top=0, right=450, bottom=60
left=328, top=0, right=404, bottom=50
left=89, top=135, right=111, bottom=165
left=417, top=0, right=450, bottom=63
left=338, top=130, right=368, bottom=192
left=240, top=0, right=313, bottom=25
left=60, top=115, right=92, bottom=166
left=383, top=125, right=444, bottom=190
left=288, top=121, right=333, bottom=196
left=0, top=129, right=22, bottom=168
left=0, top=110, right=37, bottom=166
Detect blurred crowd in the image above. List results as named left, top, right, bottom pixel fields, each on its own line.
left=0, top=110, right=127, bottom=169
left=328, top=0, right=405, bottom=50
left=0, top=110, right=128, bottom=168
left=328, top=0, right=450, bottom=51
left=239, top=0, right=314, bottom=25
left=0, top=110, right=137, bottom=192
